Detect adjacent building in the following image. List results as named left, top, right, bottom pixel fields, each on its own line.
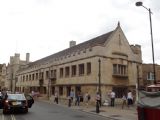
left=6, top=53, right=30, bottom=92
left=0, top=64, right=8, bottom=90
left=142, top=64, right=160, bottom=86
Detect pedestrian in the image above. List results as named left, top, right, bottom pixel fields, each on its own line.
left=110, top=90, right=115, bottom=107
left=31, top=90, right=35, bottom=97
left=1, top=88, right=7, bottom=100
left=75, top=91, right=80, bottom=106
left=127, top=90, right=133, bottom=108
left=68, top=96, right=71, bottom=107
left=84, top=92, right=91, bottom=107
left=70, top=89, right=74, bottom=103
left=122, top=93, right=127, bottom=109
left=54, top=91, right=58, bottom=104
left=95, top=92, right=101, bottom=107
left=68, top=89, right=74, bottom=107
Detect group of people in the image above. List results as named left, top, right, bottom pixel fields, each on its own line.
left=52, top=89, right=134, bottom=109
left=52, top=89, right=91, bottom=107
left=68, top=89, right=91, bottom=107
left=108, top=90, right=134, bottom=109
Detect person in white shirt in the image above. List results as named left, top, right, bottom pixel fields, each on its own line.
left=96, top=92, right=101, bottom=107
left=110, top=90, right=116, bottom=107
left=127, top=90, right=133, bottom=108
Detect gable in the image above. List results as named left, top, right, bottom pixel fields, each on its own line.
left=103, top=24, right=141, bottom=62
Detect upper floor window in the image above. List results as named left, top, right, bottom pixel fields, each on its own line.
left=39, top=72, right=44, bottom=79
left=113, top=64, right=127, bottom=76
left=79, top=64, right=84, bottom=75
left=29, top=74, right=31, bottom=81
left=65, top=67, right=70, bottom=77
left=46, top=71, right=49, bottom=79
left=51, top=70, right=53, bottom=78
left=23, top=75, right=25, bottom=81
left=32, top=74, right=35, bottom=80
left=147, top=72, right=154, bottom=80
left=72, top=65, right=76, bottom=76
left=36, top=73, right=38, bottom=80
left=60, top=68, right=64, bottom=78
left=26, top=75, right=28, bottom=81
left=53, top=70, right=57, bottom=78
left=87, top=62, right=91, bottom=74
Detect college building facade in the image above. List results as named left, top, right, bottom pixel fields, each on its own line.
left=7, top=23, right=142, bottom=101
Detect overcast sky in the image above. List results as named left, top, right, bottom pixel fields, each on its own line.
left=0, top=0, right=160, bottom=64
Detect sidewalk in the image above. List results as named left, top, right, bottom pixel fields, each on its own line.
left=38, top=98, right=138, bottom=120
left=71, top=104, right=137, bottom=120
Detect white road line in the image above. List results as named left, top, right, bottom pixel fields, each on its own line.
left=1, top=114, right=4, bottom=120
left=11, top=114, right=16, bottom=120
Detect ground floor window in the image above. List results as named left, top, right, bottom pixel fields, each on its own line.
left=59, top=86, right=63, bottom=96
left=112, top=86, right=127, bottom=98
left=51, top=86, right=55, bottom=95
left=67, top=86, right=71, bottom=97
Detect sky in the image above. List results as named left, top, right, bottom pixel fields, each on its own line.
left=0, top=0, right=160, bottom=64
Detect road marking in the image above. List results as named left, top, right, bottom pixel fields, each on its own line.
left=0, top=114, right=4, bottom=120
left=11, top=114, right=16, bottom=120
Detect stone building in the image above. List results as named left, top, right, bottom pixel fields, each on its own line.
left=15, top=23, right=142, bottom=100
left=0, top=64, right=8, bottom=90
left=6, top=53, right=30, bottom=92
left=142, top=64, right=160, bottom=86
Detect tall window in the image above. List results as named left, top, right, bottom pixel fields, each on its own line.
left=60, top=68, right=64, bottom=78
left=39, top=72, right=44, bottom=79
left=53, top=70, right=57, bottom=78
left=147, top=72, right=154, bottom=80
left=36, top=73, right=38, bottom=80
left=87, top=62, right=91, bottom=74
left=32, top=74, right=35, bottom=80
left=113, top=64, right=127, bottom=76
left=79, top=64, right=84, bottom=75
left=71, top=65, right=76, bottom=76
left=51, top=70, right=53, bottom=78
left=65, top=66, right=70, bottom=77
left=46, top=71, right=49, bottom=79
left=23, top=76, right=25, bottom=81
left=26, top=75, right=28, bottom=81
left=29, top=74, right=31, bottom=80
left=59, top=86, right=63, bottom=96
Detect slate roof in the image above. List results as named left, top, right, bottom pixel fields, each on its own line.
left=26, top=29, right=114, bottom=67
left=16, top=29, right=115, bottom=73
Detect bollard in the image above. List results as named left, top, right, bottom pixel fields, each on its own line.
left=96, top=101, right=99, bottom=113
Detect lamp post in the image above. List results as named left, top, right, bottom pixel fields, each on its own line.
left=98, top=58, right=101, bottom=105
left=96, top=58, right=101, bottom=113
left=135, top=1, right=156, bottom=84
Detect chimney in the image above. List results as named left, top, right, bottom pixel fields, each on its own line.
left=26, top=53, right=30, bottom=63
left=70, top=40, right=76, bottom=47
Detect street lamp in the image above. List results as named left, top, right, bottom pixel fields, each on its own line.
left=135, top=1, right=156, bottom=84
left=98, top=59, right=101, bottom=105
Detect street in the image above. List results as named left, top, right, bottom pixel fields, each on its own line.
left=0, top=101, right=114, bottom=120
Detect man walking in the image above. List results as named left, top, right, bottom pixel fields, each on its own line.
left=110, top=90, right=115, bottom=107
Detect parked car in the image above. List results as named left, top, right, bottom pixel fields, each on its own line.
left=3, top=93, right=34, bottom=114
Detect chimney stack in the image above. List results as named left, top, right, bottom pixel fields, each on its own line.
left=26, top=53, right=30, bottom=63
left=70, top=40, right=76, bottom=47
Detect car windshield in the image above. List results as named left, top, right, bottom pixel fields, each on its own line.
left=7, top=94, right=26, bottom=100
